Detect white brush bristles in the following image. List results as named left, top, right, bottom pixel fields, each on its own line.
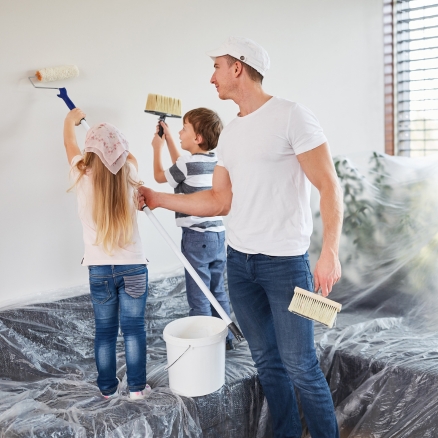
left=36, top=65, right=79, bottom=82
left=145, top=94, right=182, bottom=117
left=288, top=287, right=342, bottom=328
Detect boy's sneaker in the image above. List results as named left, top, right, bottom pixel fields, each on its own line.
left=102, top=377, right=120, bottom=399
left=129, top=384, right=152, bottom=400
left=226, top=339, right=235, bottom=351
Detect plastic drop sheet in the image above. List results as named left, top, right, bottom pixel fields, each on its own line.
left=2, top=152, right=438, bottom=437
left=309, top=152, right=438, bottom=438
left=0, top=273, right=269, bottom=437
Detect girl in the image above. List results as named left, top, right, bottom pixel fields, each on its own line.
left=64, top=108, right=150, bottom=400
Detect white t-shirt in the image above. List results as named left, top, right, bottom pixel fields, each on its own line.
left=71, top=155, right=147, bottom=266
left=216, top=97, right=327, bottom=256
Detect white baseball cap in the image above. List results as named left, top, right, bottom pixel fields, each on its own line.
left=206, top=36, right=270, bottom=77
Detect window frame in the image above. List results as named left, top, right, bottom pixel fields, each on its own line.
left=384, top=0, right=395, bottom=155
left=386, top=0, right=438, bottom=157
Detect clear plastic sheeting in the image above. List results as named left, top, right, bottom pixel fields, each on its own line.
left=0, top=274, right=269, bottom=438
left=311, top=152, right=438, bottom=323
left=309, top=152, right=438, bottom=437
left=316, top=316, right=438, bottom=438
left=2, top=152, right=438, bottom=437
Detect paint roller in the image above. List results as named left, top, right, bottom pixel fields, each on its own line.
left=28, top=65, right=89, bottom=130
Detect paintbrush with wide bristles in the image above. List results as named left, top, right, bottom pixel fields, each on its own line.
left=288, top=287, right=342, bottom=328
left=144, top=93, right=182, bottom=137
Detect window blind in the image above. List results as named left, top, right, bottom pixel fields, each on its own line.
left=396, top=0, right=438, bottom=156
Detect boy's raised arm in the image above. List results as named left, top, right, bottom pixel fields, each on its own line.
left=160, top=121, right=181, bottom=164
left=151, top=129, right=167, bottom=183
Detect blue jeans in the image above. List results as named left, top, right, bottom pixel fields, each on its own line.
left=226, top=247, right=339, bottom=438
left=88, top=264, right=148, bottom=395
left=181, top=228, right=233, bottom=341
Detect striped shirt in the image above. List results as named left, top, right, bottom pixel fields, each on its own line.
left=164, top=153, right=225, bottom=233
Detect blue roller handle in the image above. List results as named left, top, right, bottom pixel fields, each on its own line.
left=57, top=87, right=76, bottom=110
left=57, top=87, right=89, bottom=130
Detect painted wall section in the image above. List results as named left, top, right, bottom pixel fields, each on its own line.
left=0, top=0, right=384, bottom=306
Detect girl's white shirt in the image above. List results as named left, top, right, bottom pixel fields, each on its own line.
left=70, top=155, right=147, bottom=266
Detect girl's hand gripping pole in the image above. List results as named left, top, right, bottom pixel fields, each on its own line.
left=57, top=88, right=90, bottom=131
left=141, top=204, right=244, bottom=342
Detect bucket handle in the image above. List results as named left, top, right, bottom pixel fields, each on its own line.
left=164, top=345, right=191, bottom=371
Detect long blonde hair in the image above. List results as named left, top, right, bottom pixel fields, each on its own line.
left=70, top=152, right=141, bottom=255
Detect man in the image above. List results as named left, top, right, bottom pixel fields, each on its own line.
left=140, top=36, right=343, bottom=438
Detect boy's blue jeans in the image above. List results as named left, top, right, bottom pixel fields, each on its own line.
left=226, top=247, right=339, bottom=438
left=181, top=228, right=233, bottom=341
left=88, top=264, right=148, bottom=395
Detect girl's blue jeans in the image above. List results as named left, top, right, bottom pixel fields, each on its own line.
left=181, top=228, right=233, bottom=341
left=88, top=264, right=148, bottom=395
left=226, top=247, right=339, bottom=438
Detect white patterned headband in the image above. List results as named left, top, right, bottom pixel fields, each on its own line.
left=84, top=123, right=129, bottom=174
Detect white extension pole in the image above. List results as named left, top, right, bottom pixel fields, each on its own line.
left=81, top=119, right=90, bottom=131
left=142, top=206, right=233, bottom=326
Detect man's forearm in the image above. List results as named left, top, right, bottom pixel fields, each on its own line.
left=319, top=181, right=343, bottom=256
left=140, top=185, right=230, bottom=217
left=156, top=189, right=226, bottom=216
left=140, top=166, right=232, bottom=217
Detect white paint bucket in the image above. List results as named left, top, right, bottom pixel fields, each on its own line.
left=163, top=316, right=228, bottom=397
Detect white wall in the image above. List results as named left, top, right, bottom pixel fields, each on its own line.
left=0, top=0, right=384, bottom=307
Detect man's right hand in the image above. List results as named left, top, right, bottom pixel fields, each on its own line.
left=138, top=186, right=160, bottom=210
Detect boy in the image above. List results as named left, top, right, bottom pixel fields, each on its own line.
left=151, top=108, right=234, bottom=349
